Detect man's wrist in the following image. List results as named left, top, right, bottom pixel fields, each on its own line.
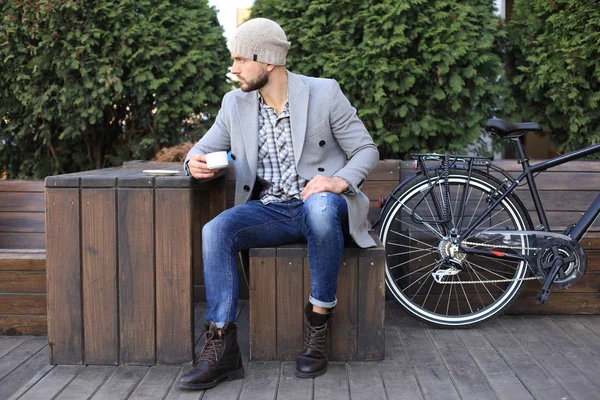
left=332, top=176, right=353, bottom=194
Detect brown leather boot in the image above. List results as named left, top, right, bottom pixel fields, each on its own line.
left=296, top=302, right=331, bottom=378
left=179, top=322, right=244, bottom=389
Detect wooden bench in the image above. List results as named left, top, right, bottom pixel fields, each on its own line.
left=45, top=163, right=227, bottom=365
left=0, top=180, right=47, bottom=335
left=248, top=235, right=386, bottom=361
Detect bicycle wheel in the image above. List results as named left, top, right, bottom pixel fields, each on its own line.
left=379, top=169, right=533, bottom=327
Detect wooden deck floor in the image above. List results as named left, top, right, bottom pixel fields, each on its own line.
left=2, top=301, right=600, bottom=399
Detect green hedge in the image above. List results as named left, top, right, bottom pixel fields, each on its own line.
left=252, top=0, right=512, bottom=159
left=0, top=0, right=230, bottom=178
left=507, top=0, right=600, bottom=153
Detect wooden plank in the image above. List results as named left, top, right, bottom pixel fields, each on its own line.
left=276, top=361, right=312, bottom=400
left=413, top=364, right=462, bottom=400
left=520, top=315, right=600, bottom=384
left=498, top=316, right=598, bottom=399
left=427, top=328, right=498, bottom=399
left=379, top=303, right=423, bottom=400
left=276, top=246, right=304, bottom=360
left=515, top=190, right=598, bottom=211
left=0, top=181, right=45, bottom=192
left=238, top=361, right=280, bottom=400
left=0, top=212, right=45, bottom=233
left=330, top=248, right=358, bottom=361
left=128, top=366, right=181, bottom=400
left=0, top=336, right=47, bottom=381
left=45, top=188, right=82, bottom=364
left=15, top=365, right=85, bottom=400
left=361, top=181, right=401, bottom=203
left=53, top=366, right=116, bottom=400
left=388, top=306, right=462, bottom=399
left=192, top=187, right=206, bottom=300
left=0, top=233, right=45, bottom=250
left=89, top=365, right=149, bottom=400
left=0, top=315, right=47, bottom=335
left=479, top=318, right=571, bottom=399
left=81, top=189, right=118, bottom=365
left=347, top=361, right=387, bottom=400
left=0, top=271, right=45, bottom=293
left=494, top=159, right=600, bottom=173
left=0, top=343, right=53, bottom=400
left=155, top=189, right=194, bottom=365
left=162, top=367, right=203, bottom=400
left=367, top=160, right=401, bottom=181
left=0, top=294, right=46, bottom=315
left=0, top=257, right=45, bottom=271
left=573, top=315, right=600, bottom=337
left=357, top=244, right=385, bottom=361
left=0, top=336, right=30, bottom=359
left=552, top=315, right=600, bottom=356
left=118, top=189, right=155, bottom=365
left=506, top=293, right=600, bottom=314
left=522, top=272, right=600, bottom=293
left=249, top=248, right=276, bottom=360
left=313, top=362, right=350, bottom=400
left=455, top=328, right=533, bottom=400
left=0, top=192, right=45, bottom=212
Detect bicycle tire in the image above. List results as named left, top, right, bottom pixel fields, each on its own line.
left=379, top=168, right=533, bottom=328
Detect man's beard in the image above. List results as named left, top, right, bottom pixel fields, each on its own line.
left=240, top=69, right=269, bottom=92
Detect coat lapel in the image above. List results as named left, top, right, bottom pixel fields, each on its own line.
left=287, top=71, right=309, bottom=163
left=236, top=91, right=259, bottom=177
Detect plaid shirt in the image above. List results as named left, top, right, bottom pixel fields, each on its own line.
left=256, top=94, right=307, bottom=204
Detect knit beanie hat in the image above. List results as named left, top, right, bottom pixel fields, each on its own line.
left=229, top=18, right=290, bottom=66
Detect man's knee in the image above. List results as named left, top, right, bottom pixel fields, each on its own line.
left=303, top=192, right=347, bottom=234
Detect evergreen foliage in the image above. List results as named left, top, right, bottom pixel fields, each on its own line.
left=507, top=0, right=600, bottom=153
left=251, top=0, right=512, bottom=159
left=0, top=0, right=230, bottom=178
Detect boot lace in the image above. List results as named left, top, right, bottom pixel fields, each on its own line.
left=303, top=322, right=328, bottom=355
left=197, top=330, right=224, bottom=366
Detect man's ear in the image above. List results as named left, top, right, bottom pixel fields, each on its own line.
left=266, top=64, right=275, bottom=72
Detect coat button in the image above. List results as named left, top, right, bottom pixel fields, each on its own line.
left=318, top=167, right=325, bottom=172
left=231, top=153, right=236, bottom=160
left=243, top=185, right=250, bottom=191
left=319, top=140, right=326, bottom=147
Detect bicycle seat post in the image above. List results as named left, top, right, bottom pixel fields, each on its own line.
left=511, top=137, right=530, bottom=166
left=511, top=136, right=550, bottom=230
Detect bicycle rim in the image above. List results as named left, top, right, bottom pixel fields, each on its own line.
left=380, top=171, right=531, bottom=327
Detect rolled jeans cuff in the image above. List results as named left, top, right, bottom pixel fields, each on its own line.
left=309, top=295, right=337, bottom=309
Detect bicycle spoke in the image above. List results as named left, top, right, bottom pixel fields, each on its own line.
left=465, top=265, right=486, bottom=309
left=457, top=276, right=473, bottom=314
left=467, top=259, right=520, bottom=280
left=388, top=247, right=436, bottom=257
left=468, top=265, right=498, bottom=300
left=395, top=258, right=440, bottom=283
left=398, top=203, right=445, bottom=240
left=389, top=228, right=439, bottom=249
left=388, top=249, right=437, bottom=271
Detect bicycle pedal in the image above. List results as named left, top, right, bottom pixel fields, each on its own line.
left=536, top=288, right=551, bottom=305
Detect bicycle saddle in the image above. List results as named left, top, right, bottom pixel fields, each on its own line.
left=485, top=118, right=543, bottom=138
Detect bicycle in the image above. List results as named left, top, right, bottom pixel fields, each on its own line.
left=373, top=118, right=600, bottom=328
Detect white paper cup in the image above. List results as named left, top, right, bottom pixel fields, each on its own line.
left=205, top=151, right=229, bottom=170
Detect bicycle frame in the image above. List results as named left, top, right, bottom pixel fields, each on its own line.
left=459, top=139, right=600, bottom=251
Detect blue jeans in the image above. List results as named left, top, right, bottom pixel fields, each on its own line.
left=202, top=192, right=349, bottom=326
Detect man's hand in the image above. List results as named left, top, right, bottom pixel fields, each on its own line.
left=301, top=175, right=348, bottom=201
left=187, top=154, right=218, bottom=179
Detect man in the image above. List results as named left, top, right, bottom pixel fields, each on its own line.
left=180, top=17, right=379, bottom=390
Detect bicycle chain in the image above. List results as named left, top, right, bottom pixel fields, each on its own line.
left=433, top=240, right=540, bottom=285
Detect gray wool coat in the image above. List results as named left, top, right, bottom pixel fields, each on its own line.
left=184, top=71, right=379, bottom=248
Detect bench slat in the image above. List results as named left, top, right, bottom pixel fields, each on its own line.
left=0, top=192, right=45, bottom=213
